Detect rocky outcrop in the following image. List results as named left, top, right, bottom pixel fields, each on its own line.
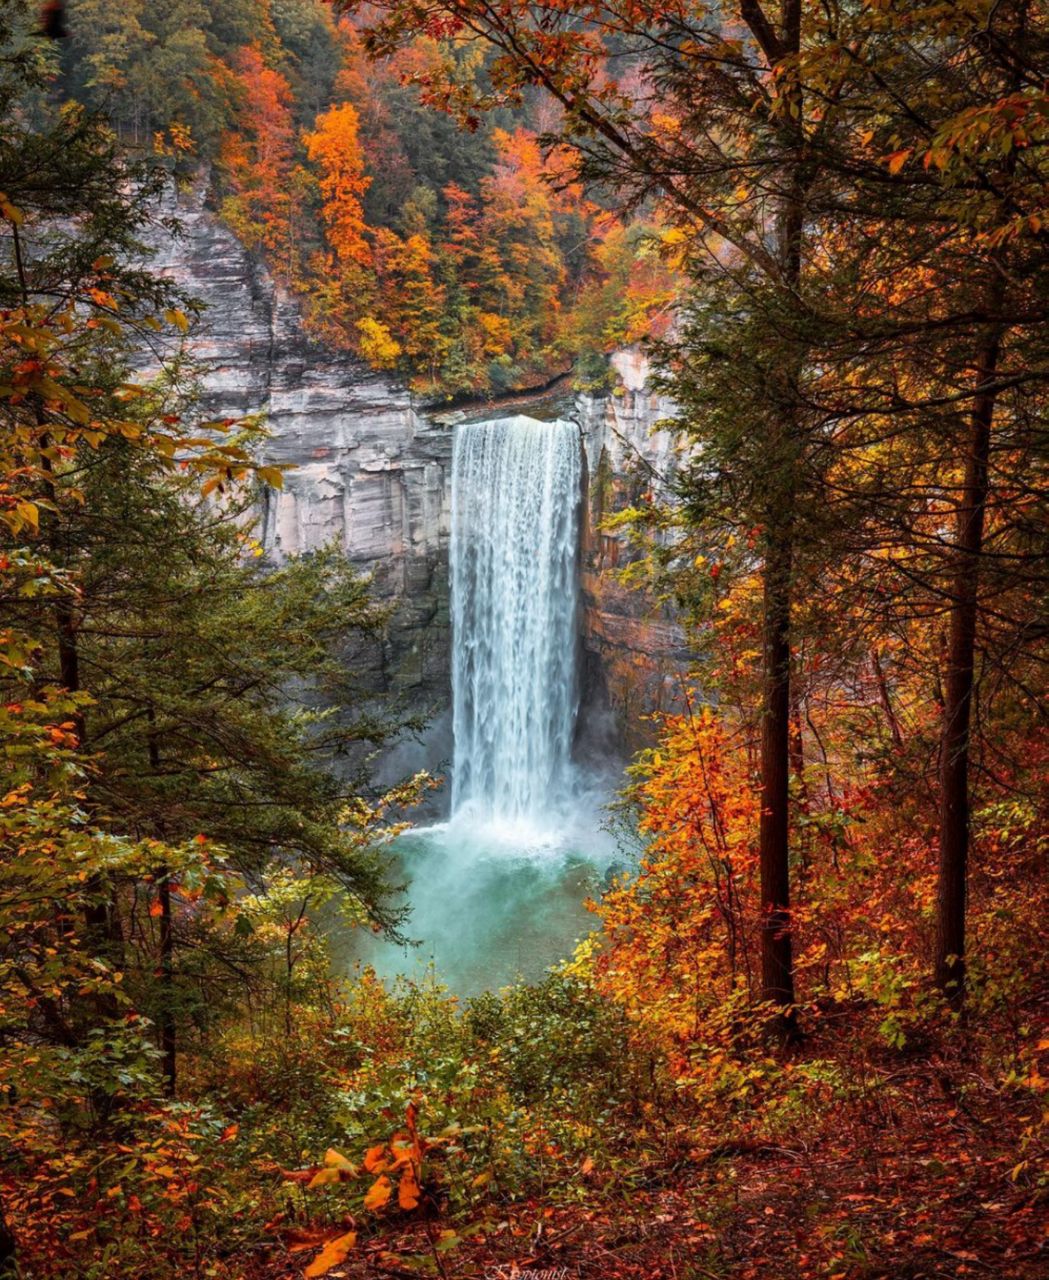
left=576, top=350, right=692, bottom=749
left=145, top=183, right=691, bottom=753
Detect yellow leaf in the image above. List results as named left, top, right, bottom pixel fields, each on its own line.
left=363, top=1175, right=392, bottom=1211
left=0, top=193, right=24, bottom=225
left=323, top=1148, right=356, bottom=1174
left=38, top=378, right=91, bottom=424
left=303, top=1230, right=357, bottom=1278
left=306, top=1167, right=341, bottom=1189
left=164, top=308, right=191, bottom=333
left=15, top=500, right=39, bottom=531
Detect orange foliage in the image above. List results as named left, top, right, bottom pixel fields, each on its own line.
left=595, top=705, right=762, bottom=1047
left=474, top=127, right=566, bottom=356
left=210, top=31, right=673, bottom=391
left=305, top=103, right=371, bottom=269
left=371, top=227, right=448, bottom=376
left=218, top=46, right=297, bottom=261
left=595, top=667, right=1047, bottom=1095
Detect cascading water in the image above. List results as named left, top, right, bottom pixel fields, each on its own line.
left=345, top=412, right=623, bottom=991
left=450, top=415, right=581, bottom=834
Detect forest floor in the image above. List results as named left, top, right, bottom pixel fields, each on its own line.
left=253, top=1045, right=1046, bottom=1280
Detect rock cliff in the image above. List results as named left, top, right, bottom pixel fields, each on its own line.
left=146, top=181, right=452, bottom=713
left=146, top=182, right=691, bottom=756
left=576, top=351, right=692, bottom=750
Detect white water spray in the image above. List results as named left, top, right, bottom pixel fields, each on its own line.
left=450, top=415, right=581, bottom=834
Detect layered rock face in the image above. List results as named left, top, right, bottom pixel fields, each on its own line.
left=147, top=183, right=691, bottom=754
left=576, top=350, right=692, bottom=750
left=146, top=181, right=452, bottom=712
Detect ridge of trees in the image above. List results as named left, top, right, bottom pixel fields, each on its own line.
left=58, top=0, right=680, bottom=397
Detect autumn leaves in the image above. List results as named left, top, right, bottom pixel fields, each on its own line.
left=280, top=1102, right=449, bottom=1276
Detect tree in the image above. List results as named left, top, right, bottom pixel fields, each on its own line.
left=305, top=100, right=371, bottom=268
left=474, top=127, right=567, bottom=373
left=371, top=225, right=449, bottom=386
left=0, top=32, right=422, bottom=1269
left=564, top=219, right=680, bottom=388
left=65, top=0, right=154, bottom=138
left=13, top=427, right=420, bottom=1092
left=270, top=0, right=343, bottom=130
left=0, top=16, right=259, bottom=1257
left=784, top=0, right=1048, bottom=1005
left=910, top=5, right=1045, bottom=1007
left=218, top=44, right=297, bottom=263
left=67, top=0, right=228, bottom=149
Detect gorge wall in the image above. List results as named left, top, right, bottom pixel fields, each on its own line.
left=148, top=181, right=691, bottom=758
left=577, top=352, right=692, bottom=749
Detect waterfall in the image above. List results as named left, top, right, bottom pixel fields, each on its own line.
left=450, top=415, right=581, bottom=831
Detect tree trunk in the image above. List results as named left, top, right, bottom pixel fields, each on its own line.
left=28, top=383, right=120, bottom=1006
left=53, top=590, right=124, bottom=1015
left=788, top=687, right=805, bottom=785
left=872, top=647, right=904, bottom=750
left=148, top=713, right=176, bottom=1096
left=55, top=595, right=84, bottom=745
left=759, top=531, right=797, bottom=1023
left=158, top=872, right=176, bottom=1095
left=934, top=318, right=1004, bottom=1006
left=0, top=1194, right=16, bottom=1277
left=754, top=0, right=804, bottom=1032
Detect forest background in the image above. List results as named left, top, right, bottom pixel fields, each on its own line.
left=63, top=0, right=681, bottom=397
